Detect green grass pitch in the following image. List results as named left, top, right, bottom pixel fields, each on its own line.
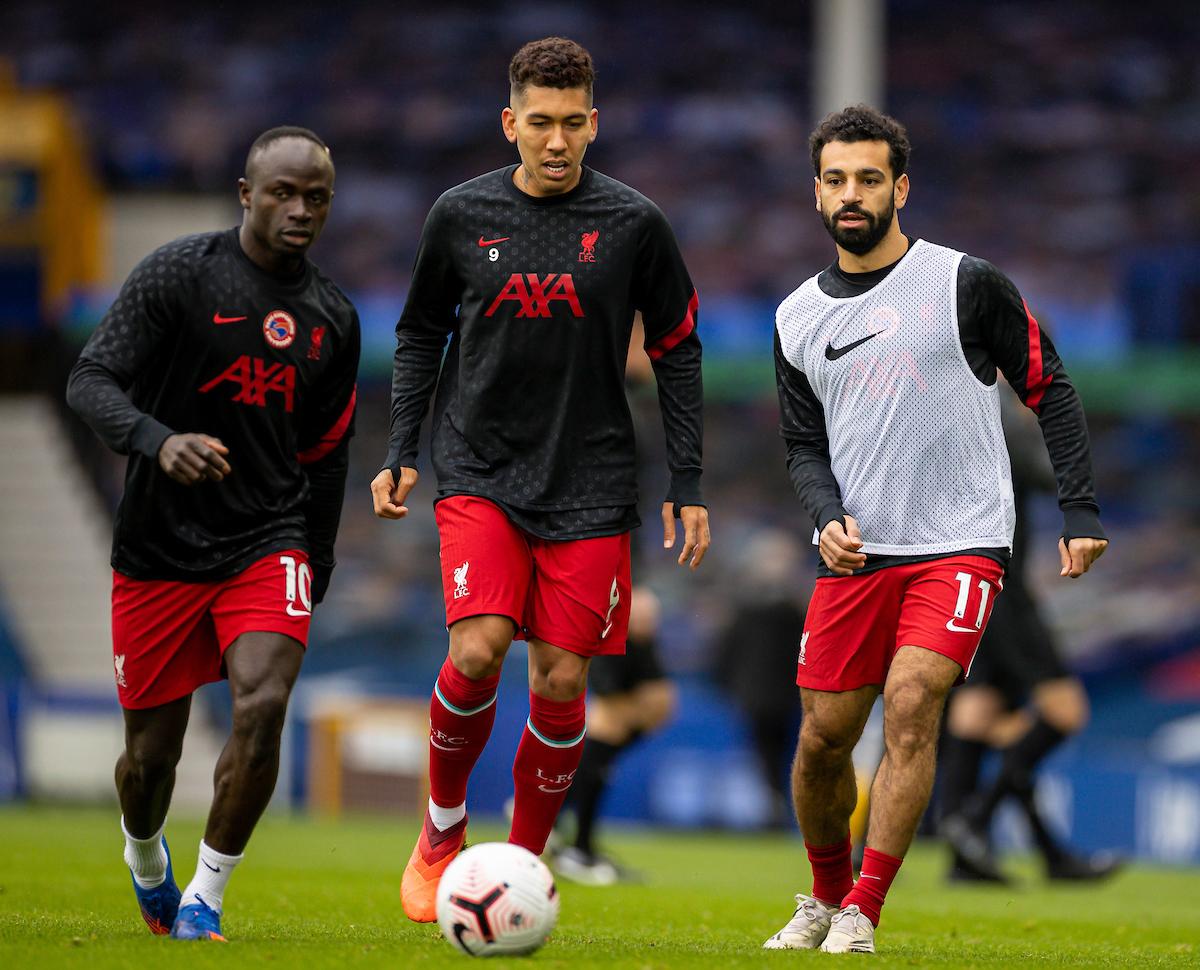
left=1, top=805, right=1197, bottom=968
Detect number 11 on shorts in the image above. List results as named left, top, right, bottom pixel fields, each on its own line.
left=948, top=571, right=992, bottom=633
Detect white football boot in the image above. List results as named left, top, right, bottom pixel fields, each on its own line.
left=762, top=894, right=840, bottom=949
left=819, top=904, right=876, bottom=953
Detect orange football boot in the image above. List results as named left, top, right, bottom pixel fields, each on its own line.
left=401, top=811, right=468, bottom=922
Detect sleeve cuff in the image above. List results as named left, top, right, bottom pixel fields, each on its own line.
left=384, top=437, right=420, bottom=479
left=666, top=468, right=704, bottom=508
left=1062, top=505, right=1106, bottom=542
left=816, top=502, right=849, bottom=534
left=130, top=416, right=175, bottom=461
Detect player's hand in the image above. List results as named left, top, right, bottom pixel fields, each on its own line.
left=819, top=514, right=866, bottom=576
left=662, top=503, right=710, bottom=570
left=371, top=466, right=418, bottom=519
left=1059, top=536, right=1106, bottom=578
left=158, top=433, right=231, bottom=485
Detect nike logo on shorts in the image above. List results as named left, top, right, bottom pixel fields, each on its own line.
left=945, top=619, right=979, bottom=633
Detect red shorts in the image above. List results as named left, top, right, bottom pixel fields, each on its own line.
left=111, top=549, right=312, bottom=710
left=797, top=556, right=1005, bottom=692
left=435, top=495, right=631, bottom=657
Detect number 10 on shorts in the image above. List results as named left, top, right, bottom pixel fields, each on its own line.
left=280, top=555, right=312, bottom=617
left=948, top=571, right=993, bottom=633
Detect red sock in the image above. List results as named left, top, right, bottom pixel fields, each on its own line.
left=806, top=836, right=855, bottom=907
left=509, top=690, right=586, bottom=855
left=841, top=847, right=903, bottom=926
left=428, top=657, right=501, bottom=809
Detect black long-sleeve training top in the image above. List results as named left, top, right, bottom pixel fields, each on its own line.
left=67, top=228, right=359, bottom=598
left=384, top=165, right=704, bottom=539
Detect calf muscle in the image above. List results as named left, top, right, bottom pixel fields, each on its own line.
left=793, top=685, right=877, bottom=845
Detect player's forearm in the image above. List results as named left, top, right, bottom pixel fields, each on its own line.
left=775, top=333, right=843, bottom=529
left=651, top=337, right=705, bottom=507
left=66, top=357, right=174, bottom=459
left=302, top=441, right=349, bottom=604
left=1032, top=378, right=1103, bottom=532
left=785, top=440, right=847, bottom=533
left=384, top=328, right=447, bottom=474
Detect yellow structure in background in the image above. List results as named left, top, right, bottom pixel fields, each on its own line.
left=307, top=696, right=430, bottom=817
left=0, top=58, right=104, bottom=319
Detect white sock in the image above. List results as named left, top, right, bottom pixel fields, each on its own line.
left=122, top=815, right=168, bottom=889
left=180, top=840, right=243, bottom=914
left=429, top=797, right=466, bottom=831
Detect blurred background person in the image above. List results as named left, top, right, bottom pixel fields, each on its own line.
left=712, top=528, right=807, bottom=829
left=940, top=365, right=1123, bottom=884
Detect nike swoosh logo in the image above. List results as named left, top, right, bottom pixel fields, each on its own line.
left=538, top=785, right=570, bottom=794
left=825, top=332, right=880, bottom=360
left=860, top=873, right=881, bottom=880
left=213, top=313, right=247, bottom=324
left=478, top=236, right=510, bottom=247
left=286, top=603, right=311, bottom=617
left=945, top=620, right=978, bottom=633
left=203, top=861, right=221, bottom=872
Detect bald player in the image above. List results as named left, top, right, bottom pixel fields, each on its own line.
left=67, top=126, right=360, bottom=941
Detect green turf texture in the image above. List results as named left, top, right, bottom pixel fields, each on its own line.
left=1, top=805, right=1197, bottom=968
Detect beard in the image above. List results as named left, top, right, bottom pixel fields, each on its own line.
left=821, top=198, right=895, bottom=256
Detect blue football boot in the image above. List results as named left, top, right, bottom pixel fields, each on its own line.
left=169, top=895, right=227, bottom=941
left=130, top=836, right=181, bottom=935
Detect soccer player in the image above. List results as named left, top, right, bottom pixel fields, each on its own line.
left=370, top=37, right=708, bottom=923
left=763, top=105, right=1106, bottom=954
left=939, top=381, right=1121, bottom=883
left=66, top=127, right=359, bottom=941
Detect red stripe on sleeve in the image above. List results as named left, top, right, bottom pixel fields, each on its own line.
left=1022, top=300, right=1051, bottom=412
left=646, top=289, right=699, bottom=361
left=298, top=385, right=356, bottom=466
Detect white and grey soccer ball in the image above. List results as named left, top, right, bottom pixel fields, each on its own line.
left=435, top=842, right=560, bottom=957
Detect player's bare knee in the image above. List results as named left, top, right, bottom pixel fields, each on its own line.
left=883, top=682, right=944, bottom=757
left=231, top=681, right=290, bottom=748
left=799, top=719, right=857, bottom=768
left=449, top=623, right=510, bottom=678
left=121, top=742, right=180, bottom=785
left=454, top=642, right=506, bottom=678
left=531, top=665, right=587, bottom=702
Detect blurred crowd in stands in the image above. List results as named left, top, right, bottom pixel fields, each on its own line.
left=6, top=1, right=1200, bottom=354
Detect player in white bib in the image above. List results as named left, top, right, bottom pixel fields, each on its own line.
left=763, top=105, right=1107, bottom=955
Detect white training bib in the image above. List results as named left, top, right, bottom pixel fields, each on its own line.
left=776, top=240, right=1014, bottom=556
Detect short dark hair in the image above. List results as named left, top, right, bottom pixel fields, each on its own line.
left=809, top=104, right=910, bottom=179
left=509, top=37, right=595, bottom=105
left=245, top=126, right=329, bottom=178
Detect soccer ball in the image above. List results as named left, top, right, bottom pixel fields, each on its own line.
left=436, top=842, right=560, bottom=957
